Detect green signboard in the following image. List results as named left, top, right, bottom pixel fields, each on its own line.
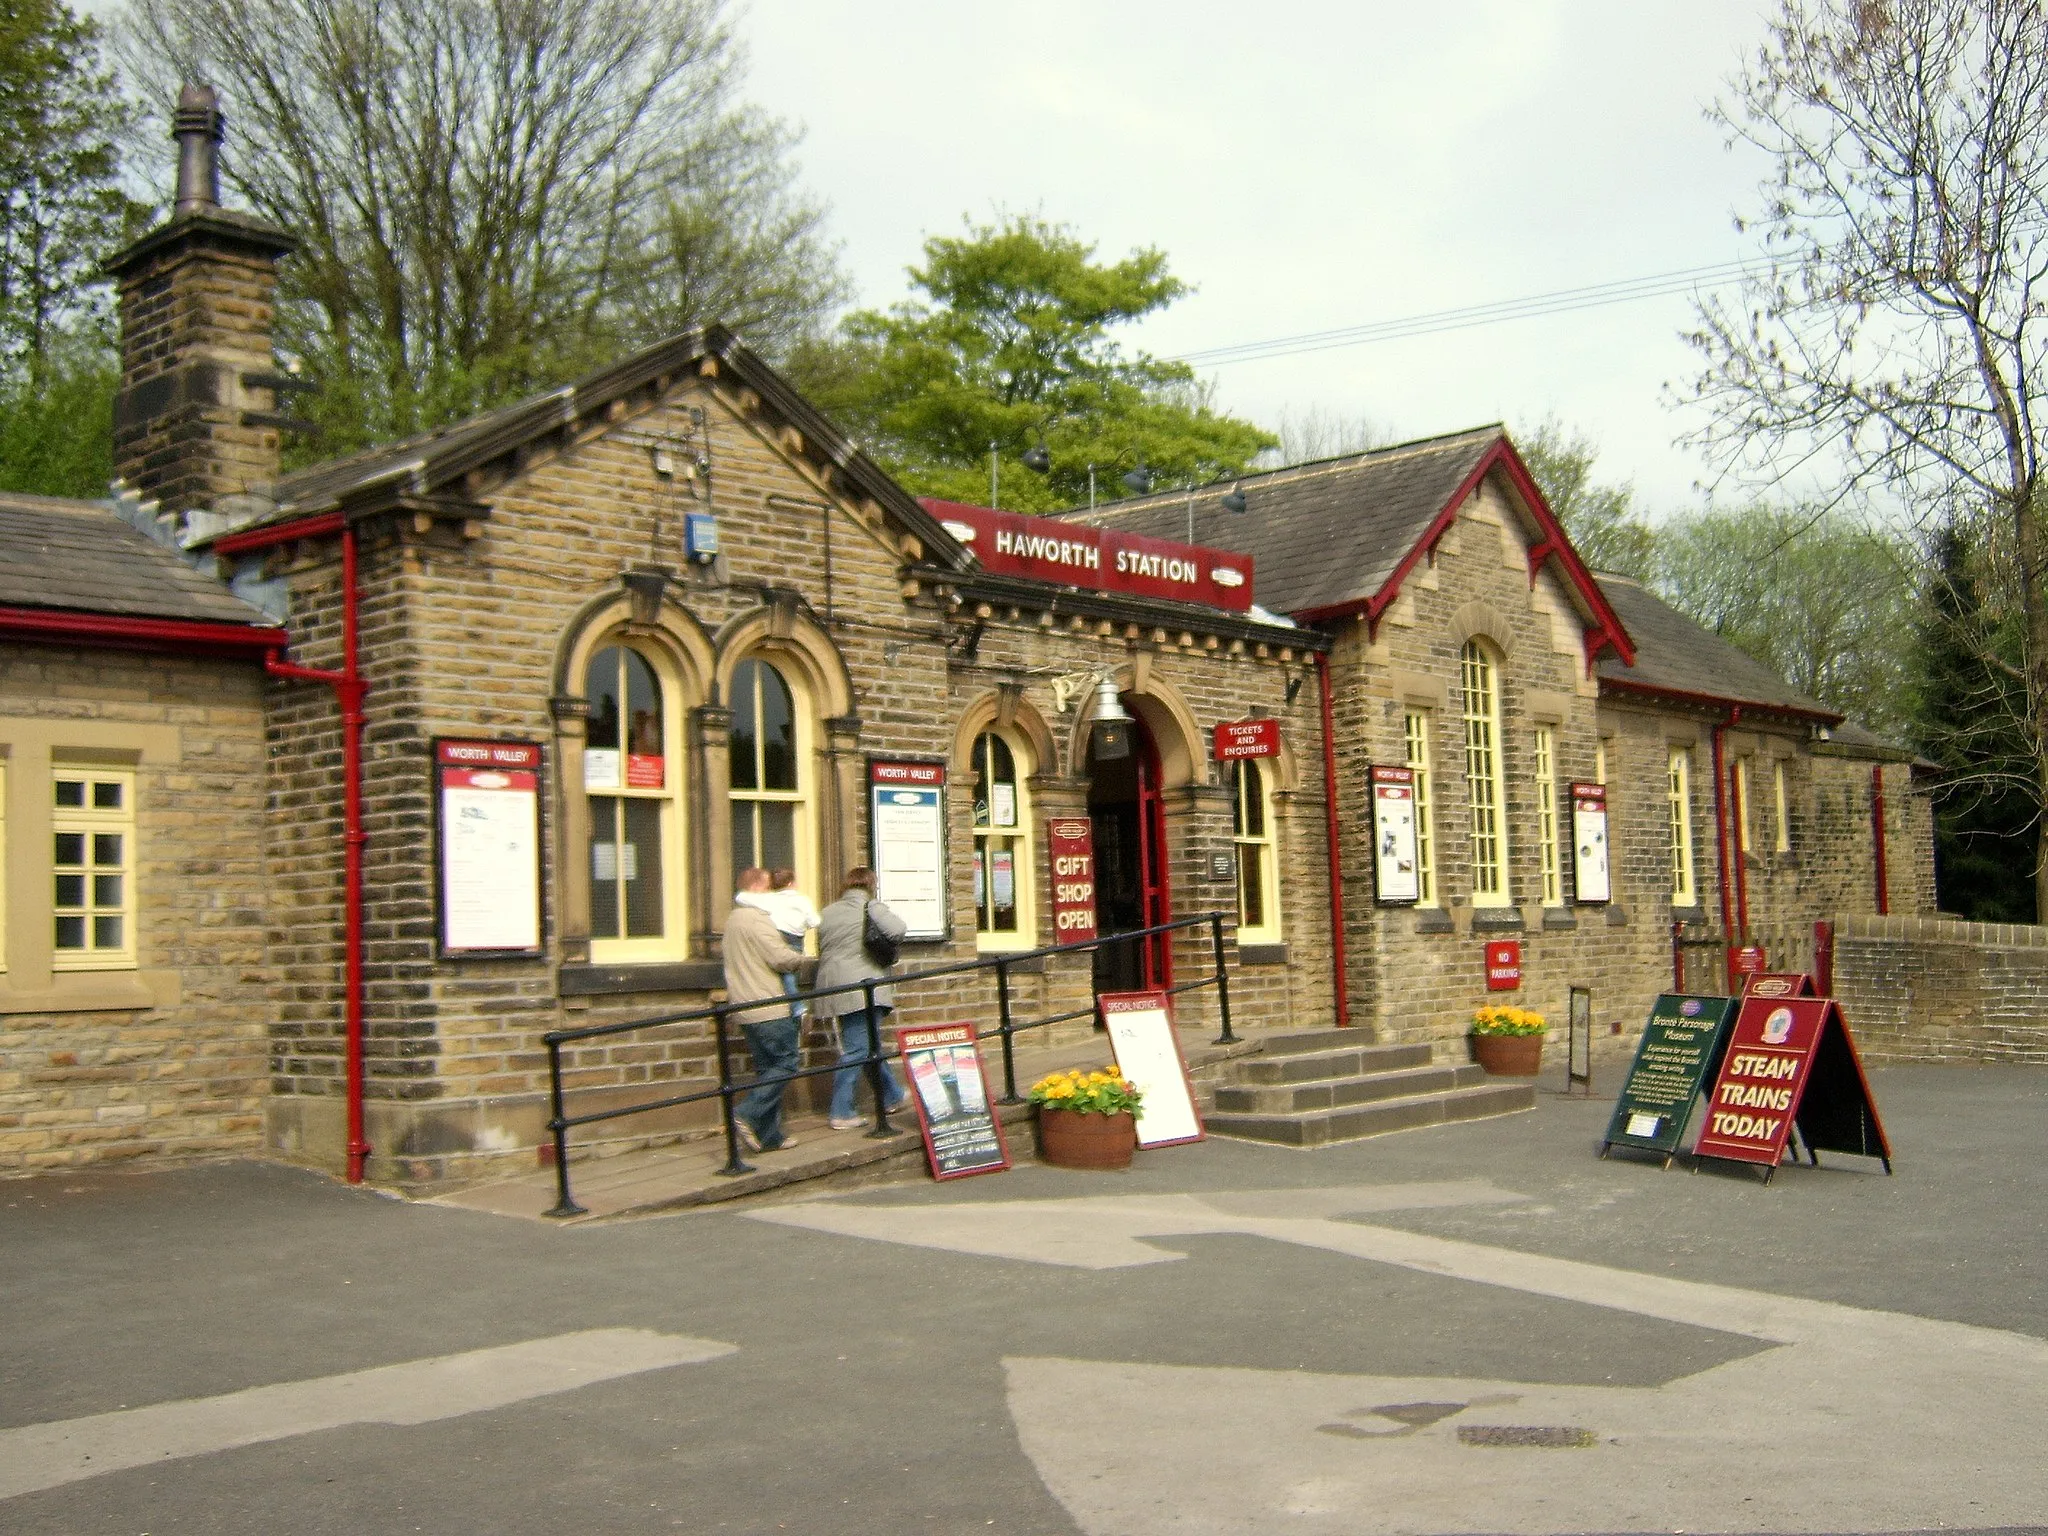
left=1600, top=993, right=1741, bottom=1164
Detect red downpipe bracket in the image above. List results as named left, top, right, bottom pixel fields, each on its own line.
left=1315, top=654, right=1350, bottom=1028
left=1871, top=765, right=1890, bottom=916
left=261, top=524, right=370, bottom=1184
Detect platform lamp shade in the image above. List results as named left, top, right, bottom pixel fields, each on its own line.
left=1021, top=443, right=1051, bottom=475
left=1221, top=483, right=1248, bottom=514
left=1121, top=461, right=1154, bottom=496
left=1091, top=677, right=1133, bottom=760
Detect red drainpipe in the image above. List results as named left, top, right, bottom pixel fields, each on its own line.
left=1871, top=764, right=1890, bottom=915
left=1315, top=653, right=1350, bottom=1028
left=219, top=516, right=370, bottom=1185
left=1730, top=750, right=1750, bottom=943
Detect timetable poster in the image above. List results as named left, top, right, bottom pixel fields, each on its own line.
left=869, top=759, right=948, bottom=941
left=435, top=739, right=544, bottom=955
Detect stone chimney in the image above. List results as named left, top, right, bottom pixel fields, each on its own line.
left=104, top=84, right=298, bottom=515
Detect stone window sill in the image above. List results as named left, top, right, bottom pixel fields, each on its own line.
left=1414, top=908, right=1455, bottom=934
left=0, top=970, right=170, bottom=1015
left=558, top=960, right=724, bottom=998
left=1238, top=943, right=1288, bottom=966
left=1470, top=906, right=1525, bottom=931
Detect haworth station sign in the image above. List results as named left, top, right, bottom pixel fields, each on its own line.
left=924, top=499, right=1256, bottom=614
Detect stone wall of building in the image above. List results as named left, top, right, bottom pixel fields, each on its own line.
left=0, top=646, right=271, bottom=1171
left=256, top=371, right=1331, bottom=1183
left=1831, top=912, right=2048, bottom=1064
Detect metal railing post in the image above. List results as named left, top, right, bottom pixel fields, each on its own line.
left=862, top=979, right=897, bottom=1136
left=1210, top=913, right=1237, bottom=1044
left=995, top=956, right=1021, bottom=1102
left=713, top=1004, right=753, bottom=1176
left=542, top=1036, right=586, bottom=1218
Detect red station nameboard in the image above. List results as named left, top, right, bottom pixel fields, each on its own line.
left=1213, top=718, right=1281, bottom=760
left=924, top=499, right=1255, bottom=613
left=1047, top=818, right=1097, bottom=943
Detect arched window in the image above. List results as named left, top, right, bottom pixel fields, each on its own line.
left=1460, top=640, right=1511, bottom=905
left=585, top=642, right=685, bottom=959
left=971, top=729, right=1035, bottom=949
left=730, top=656, right=808, bottom=882
left=1231, top=758, right=1281, bottom=943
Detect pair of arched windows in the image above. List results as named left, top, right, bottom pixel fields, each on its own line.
left=583, top=641, right=811, bottom=963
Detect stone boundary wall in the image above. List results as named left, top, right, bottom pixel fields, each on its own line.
left=1832, top=913, right=2048, bottom=1064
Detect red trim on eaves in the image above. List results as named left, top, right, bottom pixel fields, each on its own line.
left=1598, top=674, right=1843, bottom=726
left=0, top=605, right=287, bottom=656
left=1290, top=437, right=1637, bottom=672
left=212, top=510, right=346, bottom=554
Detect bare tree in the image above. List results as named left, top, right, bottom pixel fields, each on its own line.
left=1257, top=404, right=1389, bottom=467
left=1683, top=0, right=2048, bottom=910
left=119, top=0, right=847, bottom=454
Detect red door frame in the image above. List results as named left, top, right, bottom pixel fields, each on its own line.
left=1133, top=715, right=1172, bottom=988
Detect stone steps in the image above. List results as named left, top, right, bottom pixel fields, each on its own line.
left=1205, top=1029, right=1534, bottom=1149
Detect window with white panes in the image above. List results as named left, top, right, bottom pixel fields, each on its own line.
left=585, top=642, right=686, bottom=960
left=1231, top=758, right=1282, bottom=943
left=51, top=769, right=135, bottom=969
left=1533, top=726, right=1561, bottom=906
left=1667, top=746, right=1696, bottom=905
left=729, top=656, right=809, bottom=886
left=1460, top=641, right=1510, bottom=905
left=1404, top=710, right=1437, bottom=906
left=971, top=729, right=1034, bottom=948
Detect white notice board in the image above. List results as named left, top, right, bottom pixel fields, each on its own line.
left=1370, top=765, right=1420, bottom=905
left=869, top=759, right=949, bottom=941
left=1571, top=782, right=1611, bottom=904
left=1100, top=990, right=1204, bottom=1148
left=436, top=739, right=544, bottom=954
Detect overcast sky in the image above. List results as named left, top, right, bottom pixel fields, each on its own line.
left=744, top=0, right=1785, bottom=517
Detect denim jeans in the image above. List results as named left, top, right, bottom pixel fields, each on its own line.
left=829, top=1007, right=906, bottom=1122
left=737, top=1017, right=801, bottom=1147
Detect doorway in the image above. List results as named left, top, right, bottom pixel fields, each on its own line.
left=1087, top=705, right=1171, bottom=994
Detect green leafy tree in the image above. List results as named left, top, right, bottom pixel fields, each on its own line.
left=120, top=0, right=848, bottom=460
left=0, top=0, right=141, bottom=384
left=1513, top=417, right=1657, bottom=580
left=792, top=216, right=1273, bottom=511
left=1683, top=0, right=2048, bottom=911
left=1912, top=517, right=2039, bottom=919
left=1654, top=504, right=1916, bottom=734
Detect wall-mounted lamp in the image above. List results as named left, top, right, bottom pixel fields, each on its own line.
left=1090, top=677, right=1133, bottom=760
left=1022, top=443, right=1051, bottom=475
left=1284, top=675, right=1304, bottom=706
left=1121, top=461, right=1154, bottom=496
left=1222, top=483, right=1248, bottom=515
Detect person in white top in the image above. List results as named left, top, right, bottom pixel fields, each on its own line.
left=737, top=868, right=821, bottom=1022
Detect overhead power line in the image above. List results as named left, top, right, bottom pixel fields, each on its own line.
left=1167, top=258, right=1756, bottom=368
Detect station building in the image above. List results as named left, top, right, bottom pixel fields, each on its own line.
left=0, top=103, right=1931, bottom=1181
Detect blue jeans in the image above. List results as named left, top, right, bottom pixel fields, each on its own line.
left=737, top=1017, right=801, bottom=1147
left=777, top=934, right=806, bottom=1023
left=829, top=1007, right=906, bottom=1122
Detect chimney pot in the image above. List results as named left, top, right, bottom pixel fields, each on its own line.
left=173, top=82, right=224, bottom=216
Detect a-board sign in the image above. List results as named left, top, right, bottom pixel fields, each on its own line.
left=1047, top=818, right=1097, bottom=943
left=1570, top=782, right=1611, bottom=904
left=1743, top=971, right=1817, bottom=999
left=895, top=1023, right=1010, bottom=1180
left=868, top=759, right=947, bottom=941
left=1693, top=995, right=1894, bottom=1178
left=434, top=739, right=543, bottom=956
left=1484, top=939, right=1522, bottom=991
left=1600, top=993, right=1740, bottom=1161
left=1099, top=990, right=1204, bottom=1148
left=1370, top=765, right=1420, bottom=905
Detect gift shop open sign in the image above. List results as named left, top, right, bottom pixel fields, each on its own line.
left=1693, top=994, right=1893, bottom=1182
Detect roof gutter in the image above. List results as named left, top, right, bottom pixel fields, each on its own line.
left=0, top=605, right=287, bottom=655
left=1599, top=675, right=1843, bottom=727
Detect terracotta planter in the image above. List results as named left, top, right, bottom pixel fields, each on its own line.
left=1469, top=1032, right=1544, bottom=1076
left=1036, top=1107, right=1137, bottom=1170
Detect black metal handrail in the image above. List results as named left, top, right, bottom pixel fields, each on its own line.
left=539, top=911, right=1237, bottom=1217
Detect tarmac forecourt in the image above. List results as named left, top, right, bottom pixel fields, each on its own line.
left=1, top=1063, right=2041, bottom=1536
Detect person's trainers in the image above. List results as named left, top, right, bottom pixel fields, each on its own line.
left=734, top=1120, right=761, bottom=1153
left=764, top=1135, right=799, bottom=1151
left=829, top=1116, right=865, bottom=1130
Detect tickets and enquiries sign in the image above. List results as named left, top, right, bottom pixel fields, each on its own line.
left=1601, top=993, right=1741, bottom=1162
left=434, top=739, right=543, bottom=956
left=1099, top=990, right=1204, bottom=1148
left=1693, top=995, right=1894, bottom=1179
left=895, top=1023, right=1010, bottom=1180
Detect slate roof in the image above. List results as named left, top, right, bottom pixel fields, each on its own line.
left=220, top=325, right=975, bottom=572
left=1072, top=427, right=1501, bottom=616
left=1594, top=574, right=1839, bottom=721
left=0, top=492, right=272, bottom=627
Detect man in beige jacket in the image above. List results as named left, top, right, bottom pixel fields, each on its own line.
left=724, top=867, right=808, bottom=1151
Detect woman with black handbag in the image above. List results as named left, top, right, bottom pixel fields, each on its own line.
left=814, top=867, right=910, bottom=1129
